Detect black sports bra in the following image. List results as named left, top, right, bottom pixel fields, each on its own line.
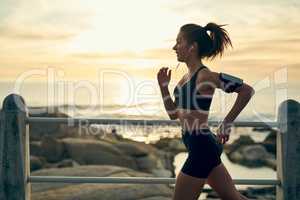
left=173, top=66, right=212, bottom=111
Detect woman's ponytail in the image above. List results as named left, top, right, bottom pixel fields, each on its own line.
left=204, top=22, right=232, bottom=59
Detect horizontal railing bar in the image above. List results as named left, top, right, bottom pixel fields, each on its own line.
left=26, top=117, right=278, bottom=128
left=29, top=176, right=280, bottom=186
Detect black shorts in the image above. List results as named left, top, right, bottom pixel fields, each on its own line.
left=181, top=128, right=223, bottom=178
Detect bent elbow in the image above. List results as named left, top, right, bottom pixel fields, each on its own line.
left=239, top=84, right=255, bottom=97
left=168, top=111, right=178, bottom=120
left=169, top=114, right=178, bottom=120
left=246, top=86, right=255, bottom=97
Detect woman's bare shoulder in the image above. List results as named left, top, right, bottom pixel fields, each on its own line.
left=196, top=68, right=221, bottom=88
left=197, top=67, right=217, bottom=80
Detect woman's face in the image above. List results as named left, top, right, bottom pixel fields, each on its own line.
left=172, top=31, right=191, bottom=62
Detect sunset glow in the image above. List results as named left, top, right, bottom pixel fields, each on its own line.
left=1, top=0, right=299, bottom=107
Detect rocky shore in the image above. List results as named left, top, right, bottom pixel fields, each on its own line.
left=27, top=109, right=277, bottom=200
left=223, top=129, right=277, bottom=170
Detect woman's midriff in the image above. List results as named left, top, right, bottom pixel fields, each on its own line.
left=177, top=109, right=210, bottom=131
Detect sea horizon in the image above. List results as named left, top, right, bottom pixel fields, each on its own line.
left=0, top=79, right=288, bottom=124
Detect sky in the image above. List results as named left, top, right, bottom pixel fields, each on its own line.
left=0, top=0, right=299, bottom=110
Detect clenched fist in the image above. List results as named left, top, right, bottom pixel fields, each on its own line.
left=216, top=122, right=232, bottom=144
left=157, top=67, right=172, bottom=88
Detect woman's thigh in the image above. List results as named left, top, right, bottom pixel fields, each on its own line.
left=173, top=171, right=206, bottom=200
left=206, top=163, right=241, bottom=200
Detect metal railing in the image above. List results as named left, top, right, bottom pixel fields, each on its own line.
left=26, top=117, right=279, bottom=186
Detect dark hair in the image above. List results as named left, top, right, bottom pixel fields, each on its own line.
left=180, top=22, right=232, bottom=60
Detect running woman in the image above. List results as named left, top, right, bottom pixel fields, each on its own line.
left=157, top=22, right=255, bottom=200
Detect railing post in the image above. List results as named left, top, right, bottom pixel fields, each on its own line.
left=0, top=94, right=30, bottom=200
left=276, top=99, right=300, bottom=200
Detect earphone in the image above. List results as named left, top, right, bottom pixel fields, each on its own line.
left=189, top=45, right=195, bottom=52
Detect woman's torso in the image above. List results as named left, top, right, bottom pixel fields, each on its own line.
left=174, top=66, right=215, bottom=131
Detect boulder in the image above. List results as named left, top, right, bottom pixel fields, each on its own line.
left=136, top=154, right=164, bottom=172
left=62, top=138, right=138, bottom=170
left=41, top=136, right=66, bottom=163
left=228, top=144, right=276, bottom=169
left=152, top=138, right=171, bottom=149
left=114, top=141, right=149, bottom=157
left=30, top=141, right=43, bottom=157
left=31, top=136, right=176, bottom=175
left=48, top=159, right=80, bottom=168
left=168, top=139, right=186, bottom=153
left=262, top=129, right=277, bottom=155
left=152, top=138, right=185, bottom=154
left=155, top=151, right=176, bottom=177
left=29, top=108, right=79, bottom=140
left=30, top=156, right=46, bottom=171
left=243, top=186, right=275, bottom=200
left=224, top=135, right=255, bottom=155
left=113, top=140, right=176, bottom=175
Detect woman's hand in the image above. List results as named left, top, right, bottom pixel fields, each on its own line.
left=157, top=67, right=171, bottom=88
left=216, top=121, right=232, bottom=144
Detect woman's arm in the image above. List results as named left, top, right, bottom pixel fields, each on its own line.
left=159, top=85, right=178, bottom=120
left=222, top=83, right=255, bottom=124
left=219, top=82, right=255, bottom=144
left=157, top=67, right=178, bottom=120
left=205, top=71, right=255, bottom=144
left=207, top=71, right=255, bottom=123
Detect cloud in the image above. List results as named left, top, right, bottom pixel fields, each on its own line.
left=0, top=26, right=77, bottom=41
left=0, top=0, right=94, bottom=41
left=69, top=48, right=175, bottom=61
left=227, top=37, right=300, bottom=61
left=70, top=51, right=139, bottom=60
left=164, top=0, right=300, bottom=42
left=166, top=0, right=300, bottom=22
left=0, top=0, right=299, bottom=83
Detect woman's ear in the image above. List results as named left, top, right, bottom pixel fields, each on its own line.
left=189, top=42, right=198, bottom=52
left=189, top=44, right=195, bottom=52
